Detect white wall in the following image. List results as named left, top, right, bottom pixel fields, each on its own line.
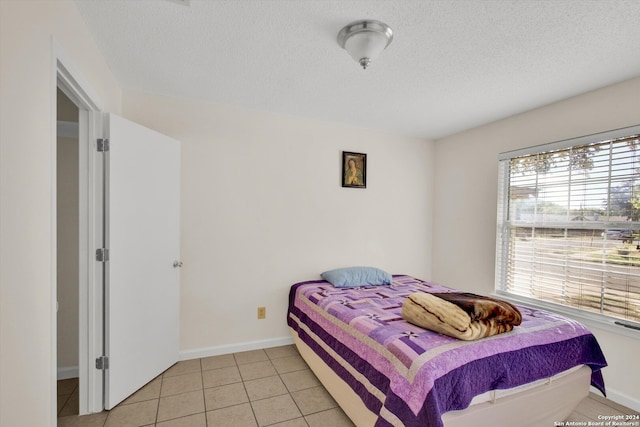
left=432, top=77, right=640, bottom=409
left=122, top=90, right=435, bottom=355
left=0, top=1, right=121, bottom=425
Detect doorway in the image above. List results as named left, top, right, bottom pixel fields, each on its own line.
left=55, top=59, right=105, bottom=418
left=56, top=88, right=80, bottom=416
left=53, top=59, right=181, bottom=424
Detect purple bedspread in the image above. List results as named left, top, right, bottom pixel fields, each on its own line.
left=287, top=275, right=607, bottom=427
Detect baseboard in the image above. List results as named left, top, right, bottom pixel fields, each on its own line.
left=601, top=386, right=640, bottom=412
left=57, top=120, right=79, bottom=139
left=179, top=335, right=294, bottom=361
left=57, top=366, right=79, bottom=380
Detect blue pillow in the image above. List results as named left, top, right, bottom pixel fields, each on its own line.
left=321, top=267, right=392, bottom=288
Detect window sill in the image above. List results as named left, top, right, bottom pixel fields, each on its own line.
left=492, top=291, right=640, bottom=341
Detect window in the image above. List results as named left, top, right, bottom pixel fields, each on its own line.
left=495, top=125, right=640, bottom=326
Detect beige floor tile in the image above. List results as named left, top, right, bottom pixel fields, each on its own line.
left=572, top=397, right=600, bottom=420
left=234, top=349, right=269, bottom=365
left=265, top=345, right=299, bottom=360
left=271, top=355, right=309, bottom=374
left=204, top=382, right=249, bottom=410
left=123, top=377, right=162, bottom=404
left=291, top=386, right=337, bottom=415
left=163, top=359, right=201, bottom=378
left=565, top=413, right=589, bottom=422
left=587, top=392, right=637, bottom=415
left=269, top=418, right=309, bottom=427
left=202, top=365, right=242, bottom=388
left=104, top=399, right=158, bottom=427
left=280, top=369, right=320, bottom=392
left=156, top=389, right=205, bottom=422
left=57, top=412, right=109, bottom=427
left=238, top=360, right=277, bottom=381
left=201, top=353, right=237, bottom=371
left=573, top=395, right=638, bottom=420
left=155, top=412, right=207, bottom=427
left=161, top=372, right=203, bottom=397
left=305, top=408, right=355, bottom=427
left=58, top=378, right=79, bottom=395
left=206, top=402, right=258, bottom=427
left=251, top=394, right=302, bottom=426
left=59, top=392, right=80, bottom=417
left=58, top=394, right=70, bottom=414
left=244, top=375, right=288, bottom=401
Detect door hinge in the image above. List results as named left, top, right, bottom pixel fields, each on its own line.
left=97, top=138, right=109, bottom=152
left=96, top=248, right=109, bottom=262
left=95, top=356, right=109, bottom=370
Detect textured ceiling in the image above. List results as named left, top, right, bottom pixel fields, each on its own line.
left=75, top=0, right=640, bottom=140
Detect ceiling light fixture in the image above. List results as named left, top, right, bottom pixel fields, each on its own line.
left=337, top=20, right=393, bottom=70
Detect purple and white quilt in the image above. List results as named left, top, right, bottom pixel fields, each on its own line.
left=287, top=275, right=607, bottom=427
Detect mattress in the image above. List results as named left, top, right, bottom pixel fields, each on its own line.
left=292, top=331, right=592, bottom=427
left=287, top=275, right=608, bottom=427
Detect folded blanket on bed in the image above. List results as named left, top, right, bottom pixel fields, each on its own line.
left=402, top=292, right=522, bottom=340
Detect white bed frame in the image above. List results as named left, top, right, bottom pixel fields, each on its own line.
left=291, top=330, right=591, bottom=427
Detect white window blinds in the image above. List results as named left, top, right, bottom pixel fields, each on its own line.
left=495, top=126, right=640, bottom=325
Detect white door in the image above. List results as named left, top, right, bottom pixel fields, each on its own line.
left=104, top=113, right=180, bottom=409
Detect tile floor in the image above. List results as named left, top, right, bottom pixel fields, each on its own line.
left=58, top=345, right=354, bottom=427
left=566, top=392, right=638, bottom=423
left=58, top=344, right=637, bottom=426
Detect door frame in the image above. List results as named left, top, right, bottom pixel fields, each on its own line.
left=53, top=43, right=105, bottom=420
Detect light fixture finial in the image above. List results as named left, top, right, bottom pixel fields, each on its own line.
left=337, top=20, right=393, bottom=70
left=359, top=58, right=371, bottom=69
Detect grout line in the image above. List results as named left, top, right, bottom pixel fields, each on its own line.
left=573, top=409, right=598, bottom=422
left=155, top=368, right=165, bottom=425
left=239, top=365, right=261, bottom=426
left=199, top=357, right=208, bottom=425
left=281, top=370, right=307, bottom=425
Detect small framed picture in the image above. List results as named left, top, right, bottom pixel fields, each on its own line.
left=342, top=151, right=367, bottom=188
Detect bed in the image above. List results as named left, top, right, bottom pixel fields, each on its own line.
left=287, top=274, right=608, bottom=427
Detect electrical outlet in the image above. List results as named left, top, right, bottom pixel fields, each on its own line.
left=257, top=306, right=266, bottom=319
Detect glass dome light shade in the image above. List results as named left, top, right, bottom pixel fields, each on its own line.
left=337, top=20, right=393, bottom=69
